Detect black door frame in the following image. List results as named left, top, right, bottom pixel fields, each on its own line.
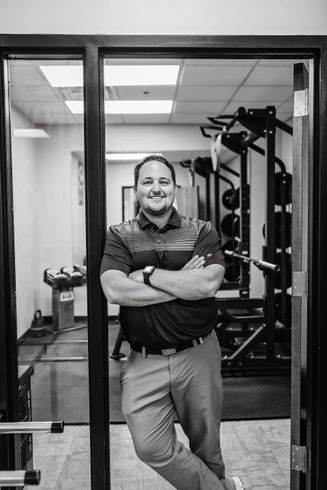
left=0, top=35, right=326, bottom=490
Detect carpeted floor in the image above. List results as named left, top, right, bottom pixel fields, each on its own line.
left=26, top=419, right=291, bottom=490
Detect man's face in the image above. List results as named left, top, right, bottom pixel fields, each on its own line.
left=135, top=160, right=177, bottom=217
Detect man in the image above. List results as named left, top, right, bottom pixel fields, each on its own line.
left=100, top=155, right=244, bottom=490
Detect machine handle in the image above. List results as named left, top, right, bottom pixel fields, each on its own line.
left=0, top=421, right=64, bottom=434
left=0, top=470, right=41, bottom=486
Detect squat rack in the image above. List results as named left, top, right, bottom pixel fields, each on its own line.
left=201, top=105, right=293, bottom=374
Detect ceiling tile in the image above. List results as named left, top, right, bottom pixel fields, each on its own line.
left=27, top=112, right=77, bottom=126
left=11, top=86, right=59, bottom=103
left=115, top=86, right=176, bottom=99
left=171, top=113, right=220, bottom=125
left=176, top=85, right=237, bottom=101
left=10, top=65, right=48, bottom=87
left=223, top=100, right=280, bottom=114
left=122, top=114, right=170, bottom=124
left=174, top=101, right=226, bottom=114
left=233, top=86, right=292, bottom=102
left=244, top=66, right=293, bottom=86
left=180, top=66, right=253, bottom=86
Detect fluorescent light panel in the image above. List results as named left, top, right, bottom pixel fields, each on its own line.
left=40, top=66, right=83, bottom=87
left=106, top=153, right=162, bottom=161
left=40, top=65, right=179, bottom=87
left=65, top=100, right=173, bottom=114
left=104, top=65, right=179, bottom=86
left=13, top=129, right=50, bottom=138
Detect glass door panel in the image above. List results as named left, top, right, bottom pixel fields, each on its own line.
left=8, top=57, right=90, bottom=486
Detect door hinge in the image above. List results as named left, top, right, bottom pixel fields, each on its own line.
left=293, top=271, right=307, bottom=297
left=294, top=89, right=309, bottom=117
left=291, top=445, right=307, bottom=473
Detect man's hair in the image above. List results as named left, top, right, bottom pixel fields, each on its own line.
left=134, top=154, right=176, bottom=187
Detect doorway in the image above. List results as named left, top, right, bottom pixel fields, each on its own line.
left=0, top=36, right=325, bottom=490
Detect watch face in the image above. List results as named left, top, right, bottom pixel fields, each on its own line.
left=144, top=265, right=154, bottom=273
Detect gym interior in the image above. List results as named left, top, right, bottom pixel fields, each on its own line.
left=0, top=35, right=326, bottom=490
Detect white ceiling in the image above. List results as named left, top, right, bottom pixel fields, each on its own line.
left=9, top=58, right=297, bottom=128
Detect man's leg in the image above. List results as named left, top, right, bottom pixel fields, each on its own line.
left=120, top=349, right=229, bottom=490
left=171, top=331, right=225, bottom=480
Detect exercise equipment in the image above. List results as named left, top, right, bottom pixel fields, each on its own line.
left=30, top=310, right=47, bottom=338
left=44, top=265, right=87, bottom=332
left=201, top=105, right=293, bottom=375
left=0, top=470, right=41, bottom=486
left=275, top=172, right=292, bottom=205
left=262, top=211, right=292, bottom=248
left=221, top=213, right=240, bottom=238
left=224, top=249, right=280, bottom=272
left=222, top=239, right=241, bottom=282
left=275, top=252, right=292, bottom=289
left=0, top=421, right=64, bottom=434
left=275, top=292, right=292, bottom=328
left=222, top=187, right=240, bottom=210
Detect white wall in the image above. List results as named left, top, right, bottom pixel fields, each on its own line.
left=11, top=107, right=40, bottom=338
left=0, top=0, right=326, bottom=35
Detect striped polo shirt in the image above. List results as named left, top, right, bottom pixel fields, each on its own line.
left=100, top=207, right=225, bottom=349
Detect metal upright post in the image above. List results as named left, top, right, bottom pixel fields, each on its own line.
left=239, top=145, right=250, bottom=298
left=264, top=106, right=277, bottom=359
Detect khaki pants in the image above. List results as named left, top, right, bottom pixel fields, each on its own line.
left=120, top=331, right=226, bottom=490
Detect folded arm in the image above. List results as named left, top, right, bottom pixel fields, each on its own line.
left=141, top=263, right=225, bottom=300
left=100, top=269, right=176, bottom=307
left=100, top=255, right=207, bottom=307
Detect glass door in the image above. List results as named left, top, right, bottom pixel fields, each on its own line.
left=8, top=57, right=91, bottom=487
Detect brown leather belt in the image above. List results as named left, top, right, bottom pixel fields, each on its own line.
left=131, top=335, right=206, bottom=357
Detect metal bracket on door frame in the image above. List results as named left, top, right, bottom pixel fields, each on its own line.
left=291, top=445, right=307, bottom=473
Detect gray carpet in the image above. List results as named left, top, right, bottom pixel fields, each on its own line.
left=26, top=419, right=290, bottom=490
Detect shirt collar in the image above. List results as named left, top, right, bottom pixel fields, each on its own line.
left=137, top=207, right=181, bottom=230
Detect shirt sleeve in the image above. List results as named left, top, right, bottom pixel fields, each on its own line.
left=99, top=226, right=132, bottom=276
left=193, top=221, right=225, bottom=268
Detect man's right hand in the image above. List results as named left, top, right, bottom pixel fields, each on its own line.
left=181, top=255, right=205, bottom=270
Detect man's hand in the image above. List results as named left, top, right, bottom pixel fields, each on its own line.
left=181, top=255, right=205, bottom=270
left=128, top=255, right=205, bottom=284
left=128, top=269, right=143, bottom=283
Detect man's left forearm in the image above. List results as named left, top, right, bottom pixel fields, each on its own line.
left=149, top=265, right=224, bottom=300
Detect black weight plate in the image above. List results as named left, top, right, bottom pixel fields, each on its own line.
left=221, top=213, right=240, bottom=238
left=222, top=188, right=240, bottom=210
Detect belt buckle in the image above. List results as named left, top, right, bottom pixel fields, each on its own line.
left=161, top=347, right=177, bottom=356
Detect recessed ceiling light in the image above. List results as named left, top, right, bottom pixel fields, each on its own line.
left=106, top=153, right=163, bottom=161
left=13, top=129, right=50, bottom=138
left=104, top=65, right=179, bottom=86
left=40, top=65, right=179, bottom=87
left=65, top=100, right=173, bottom=114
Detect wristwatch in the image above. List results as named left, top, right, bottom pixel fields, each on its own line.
left=143, top=265, right=155, bottom=285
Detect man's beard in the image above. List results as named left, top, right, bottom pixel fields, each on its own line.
left=139, top=195, right=173, bottom=216
left=143, top=202, right=171, bottom=216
